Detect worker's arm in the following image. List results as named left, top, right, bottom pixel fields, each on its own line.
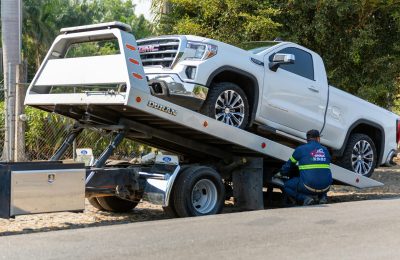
left=280, top=148, right=301, bottom=176
left=325, top=147, right=332, bottom=163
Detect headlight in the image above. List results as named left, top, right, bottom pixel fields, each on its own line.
left=183, top=41, right=218, bottom=60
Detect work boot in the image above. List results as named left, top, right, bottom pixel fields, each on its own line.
left=318, top=196, right=328, bottom=204
left=303, top=196, right=316, bottom=206
left=282, top=194, right=297, bottom=207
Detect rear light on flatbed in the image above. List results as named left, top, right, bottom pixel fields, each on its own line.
left=396, top=119, right=400, bottom=144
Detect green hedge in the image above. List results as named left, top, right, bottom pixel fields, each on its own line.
left=0, top=102, right=150, bottom=160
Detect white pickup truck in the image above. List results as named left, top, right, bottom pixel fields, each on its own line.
left=137, top=36, right=399, bottom=177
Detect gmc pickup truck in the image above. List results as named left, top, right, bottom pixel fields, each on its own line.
left=137, top=36, right=399, bottom=177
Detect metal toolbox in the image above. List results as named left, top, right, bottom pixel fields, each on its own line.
left=0, top=162, right=85, bottom=218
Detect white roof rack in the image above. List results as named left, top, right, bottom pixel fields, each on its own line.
left=60, top=21, right=132, bottom=34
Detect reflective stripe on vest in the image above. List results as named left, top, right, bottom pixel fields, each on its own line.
left=298, top=164, right=330, bottom=170
left=290, top=156, right=297, bottom=163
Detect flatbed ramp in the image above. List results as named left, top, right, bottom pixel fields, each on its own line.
left=25, top=22, right=381, bottom=190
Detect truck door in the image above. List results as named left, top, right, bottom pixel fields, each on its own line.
left=261, top=46, right=328, bottom=135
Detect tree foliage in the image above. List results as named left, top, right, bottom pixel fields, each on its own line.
left=0, top=101, right=150, bottom=160
left=22, top=0, right=153, bottom=80
left=9, top=1, right=154, bottom=159
left=154, top=0, right=400, bottom=110
left=155, top=0, right=281, bottom=45
left=268, top=0, right=400, bottom=109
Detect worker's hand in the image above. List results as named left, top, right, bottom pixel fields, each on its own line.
left=274, top=171, right=289, bottom=180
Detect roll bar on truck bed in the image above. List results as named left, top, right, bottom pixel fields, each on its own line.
left=0, top=22, right=383, bottom=219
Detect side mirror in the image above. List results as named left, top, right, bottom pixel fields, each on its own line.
left=269, top=53, right=295, bottom=72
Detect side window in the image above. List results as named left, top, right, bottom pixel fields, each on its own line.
left=270, top=47, right=314, bottom=80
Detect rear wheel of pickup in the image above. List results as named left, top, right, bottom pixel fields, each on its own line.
left=201, top=82, right=249, bottom=129
left=88, top=197, right=104, bottom=210
left=173, top=166, right=225, bottom=217
left=338, top=133, right=377, bottom=177
left=95, top=196, right=139, bottom=212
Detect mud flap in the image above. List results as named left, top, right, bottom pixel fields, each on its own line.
left=141, top=155, right=181, bottom=206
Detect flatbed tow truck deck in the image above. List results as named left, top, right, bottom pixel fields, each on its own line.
left=0, top=22, right=383, bottom=219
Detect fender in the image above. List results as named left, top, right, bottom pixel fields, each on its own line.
left=206, top=66, right=260, bottom=126
left=335, top=119, right=385, bottom=163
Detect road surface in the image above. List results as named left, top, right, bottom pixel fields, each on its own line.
left=1, top=198, right=399, bottom=259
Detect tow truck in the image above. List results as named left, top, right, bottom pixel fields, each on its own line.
left=0, top=22, right=384, bottom=219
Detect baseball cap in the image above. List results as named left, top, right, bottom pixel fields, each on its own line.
left=306, top=129, right=321, bottom=140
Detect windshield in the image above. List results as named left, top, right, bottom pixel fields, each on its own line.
left=237, top=41, right=280, bottom=54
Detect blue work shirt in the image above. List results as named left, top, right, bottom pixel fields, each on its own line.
left=281, top=140, right=333, bottom=190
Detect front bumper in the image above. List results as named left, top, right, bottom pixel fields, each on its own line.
left=146, top=74, right=209, bottom=111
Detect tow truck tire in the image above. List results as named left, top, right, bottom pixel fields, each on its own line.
left=338, top=133, right=377, bottom=177
left=162, top=204, right=178, bottom=218
left=88, top=197, right=105, bottom=210
left=162, top=181, right=178, bottom=217
left=162, top=166, right=191, bottom=218
left=201, top=82, right=249, bottom=129
left=173, top=166, right=225, bottom=217
left=96, top=196, right=139, bottom=212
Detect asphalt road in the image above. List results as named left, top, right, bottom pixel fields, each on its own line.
left=1, top=198, right=400, bottom=260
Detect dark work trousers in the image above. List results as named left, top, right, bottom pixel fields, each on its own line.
left=284, top=177, right=328, bottom=202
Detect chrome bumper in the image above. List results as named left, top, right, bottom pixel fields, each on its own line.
left=147, top=74, right=208, bottom=111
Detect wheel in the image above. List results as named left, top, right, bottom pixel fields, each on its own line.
left=173, top=166, right=225, bottom=217
left=96, top=196, right=139, bottom=212
left=162, top=187, right=178, bottom=217
left=88, top=197, right=104, bottom=210
left=162, top=204, right=178, bottom=218
left=200, top=82, right=249, bottom=129
left=162, top=166, right=191, bottom=218
left=338, top=133, right=377, bottom=177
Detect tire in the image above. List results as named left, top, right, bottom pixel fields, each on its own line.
left=162, top=166, right=191, bottom=218
left=200, top=82, right=249, bottom=129
left=88, top=197, right=104, bottom=210
left=337, top=133, right=377, bottom=177
left=162, top=183, right=178, bottom=217
left=173, top=166, right=225, bottom=217
left=162, top=205, right=178, bottom=218
left=96, top=196, right=139, bottom=212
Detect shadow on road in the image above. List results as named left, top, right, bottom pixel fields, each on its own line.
left=0, top=208, right=169, bottom=237
left=329, top=193, right=400, bottom=203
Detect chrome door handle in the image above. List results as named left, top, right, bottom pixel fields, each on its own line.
left=308, top=86, right=319, bottom=93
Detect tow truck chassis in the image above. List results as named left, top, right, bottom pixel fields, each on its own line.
left=0, top=21, right=384, bottom=219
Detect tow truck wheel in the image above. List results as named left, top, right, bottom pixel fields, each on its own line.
left=162, top=204, right=178, bottom=218
left=162, top=183, right=180, bottom=218
left=338, top=133, right=377, bottom=177
left=88, top=197, right=105, bottom=210
left=173, top=166, right=225, bottom=217
left=201, top=82, right=249, bottom=129
left=96, top=196, right=139, bottom=212
left=162, top=166, right=191, bottom=218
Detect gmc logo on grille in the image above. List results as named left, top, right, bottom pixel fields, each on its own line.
left=138, top=45, right=160, bottom=53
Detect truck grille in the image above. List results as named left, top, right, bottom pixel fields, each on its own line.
left=137, top=38, right=180, bottom=68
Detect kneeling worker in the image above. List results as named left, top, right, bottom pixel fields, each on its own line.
left=280, top=129, right=333, bottom=205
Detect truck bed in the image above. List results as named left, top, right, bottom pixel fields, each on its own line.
left=33, top=103, right=258, bottom=161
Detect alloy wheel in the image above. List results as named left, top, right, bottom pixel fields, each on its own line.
left=351, top=140, right=374, bottom=175
left=214, top=90, right=245, bottom=127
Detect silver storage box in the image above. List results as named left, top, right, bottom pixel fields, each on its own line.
left=0, top=162, right=85, bottom=218
left=11, top=168, right=85, bottom=216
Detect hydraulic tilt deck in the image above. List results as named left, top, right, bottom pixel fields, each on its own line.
left=0, top=22, right=383, bottom=219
